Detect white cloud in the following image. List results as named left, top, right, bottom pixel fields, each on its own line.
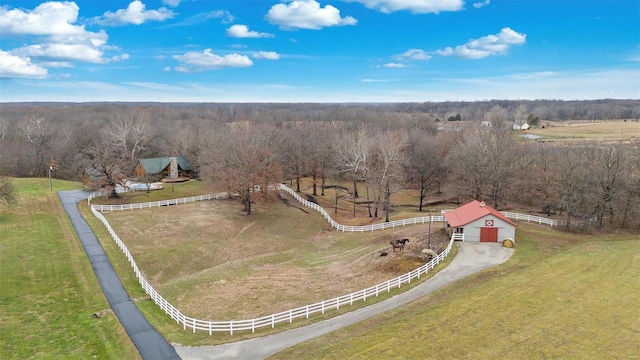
left=213, top=10, right=235, bottom=24
left=162, top=10, right=234, bottom=28
left=0, top=2, right=114, bottom=65
left=98, top=1, right=174, bottom=26
left=266, top=0, right=357, bottom=30
left=345, top=0, right=463, bottom=14
left=253, top=51, right=280, bottom=60
left=111, top=53, right=130, bottom=62
left=172, top=49, right=253, bottom=72
left=162, top=0, right=181, bottom=7
left=226, top=24, right=274, bottom=38
left=38, top=61, right=73, bottom=68
left=13, top=43, right=104, bottom=63
left=0, top=2, right=108, bottom=47
left=163, top=66, right=171, bottom=72
left=437, top=27, right=526, bottom=59
left=383, top=62, right=407, bottom=68
left=0, top=1, right=85, bottom=36
left=0, top=50, right=47, bottom=78
left=473, top=0, right=490, bottom=9
left=395, top=48, right=431, bottom=61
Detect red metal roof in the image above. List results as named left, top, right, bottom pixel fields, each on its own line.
left=443, top=200, right=516, bottom=227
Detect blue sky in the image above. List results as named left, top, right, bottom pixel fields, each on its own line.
left=0, top=0, right=638, bottom=102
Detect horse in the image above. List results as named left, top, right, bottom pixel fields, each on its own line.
left=390, top=240, right=404, bottom=252
left=395, top=238, right=410, bottom=246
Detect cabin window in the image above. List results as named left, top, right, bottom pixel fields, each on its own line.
left=455, top=227, right=464, bottom=234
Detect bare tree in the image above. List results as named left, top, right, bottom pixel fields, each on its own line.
left=18, top=114, right=50, bottom=177
left=207, top=124, right=283, bottom=215
left=449, top=124, right=526, bottom=208
left=513, top=104, right=528, bottom=127
left=105, top=111, right=149, bottom=172
left=403, top=132, right=449, bottom=211
left=589, top=145, right=627, bottom=228
left=280, top=127, right=306, bottom=192
left=548, top=146, right=592, bottom=229
left=367, top=130, right=406, bottom=221
left=167, top=122, right=205, bottom=178
left=484, top=105, right=510, bottom=131
left=299, top=122, right=337, bottom=196
left=620, top=139, right=640, bottom=229
left=338, top=126, right=371, bottom=216
left=82, top=138, right=127, bottom=198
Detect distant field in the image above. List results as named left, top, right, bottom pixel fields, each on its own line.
left=271, top=225, right=640, bottom=359
left=0, top=178, right=139, bottom=359
left=527, top=119, right=640, bottom=141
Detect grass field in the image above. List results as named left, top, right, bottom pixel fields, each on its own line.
left=271, top=224, right=640, bottom=359
left=101, top=193, right=448, bottom=321
left=0, top=178, right=139, bottom=359
left=526, top=119, right=640, bottom=141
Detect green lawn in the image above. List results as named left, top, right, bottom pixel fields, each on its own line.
left=90, top=178, right=216, bottom=205
left=0, top=178, right=139, bottom=359
left=271, top=225, right=640, bottom=359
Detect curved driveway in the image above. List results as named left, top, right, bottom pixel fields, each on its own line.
left=175, top=242, right=513, bottom=360
left=58, top=190, right=180, bottom=360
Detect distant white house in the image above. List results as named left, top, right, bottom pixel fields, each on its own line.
left=513, top=123, right=530, bottom=130
left=481, top=120, right=492, bottom=127
left=443, top=200, right=516, bottom=242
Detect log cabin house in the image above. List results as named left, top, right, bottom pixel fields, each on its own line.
left=134, top=156, right=193, bottom=182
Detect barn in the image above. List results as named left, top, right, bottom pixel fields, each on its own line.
left=443, top=200, right=516, bottom=242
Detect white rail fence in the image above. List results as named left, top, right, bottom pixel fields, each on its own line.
left=91, top=193, right=227, bottom=212
left=278, top=184, right=447, bottom=231
left=91, top=202, right=455, bottom=335
left=501, top=212, right=559, bottom=227
left=88, top=183, right=558, bottom=335
left=89, top=184, right=557, bottom=229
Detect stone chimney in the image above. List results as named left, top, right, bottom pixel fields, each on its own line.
left=169, top=157, right=178, bottom=179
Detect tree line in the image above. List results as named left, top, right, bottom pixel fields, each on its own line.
left=0, top=101, right=639, bottom=231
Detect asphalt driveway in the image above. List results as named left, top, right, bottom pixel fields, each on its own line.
left=58, top=189, right=180, bottom=360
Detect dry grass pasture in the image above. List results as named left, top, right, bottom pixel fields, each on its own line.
left=102, top=192, right=449, bottom=321
left=527, top=119, right=640, bottom=141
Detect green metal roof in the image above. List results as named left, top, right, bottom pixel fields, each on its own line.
left=138, top=156, right=192, bottom=175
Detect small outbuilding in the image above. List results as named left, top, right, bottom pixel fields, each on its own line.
left=443, top=200, right=516, bottom=242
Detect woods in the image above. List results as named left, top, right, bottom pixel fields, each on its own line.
left=0, top=100, right=639, bottom=230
